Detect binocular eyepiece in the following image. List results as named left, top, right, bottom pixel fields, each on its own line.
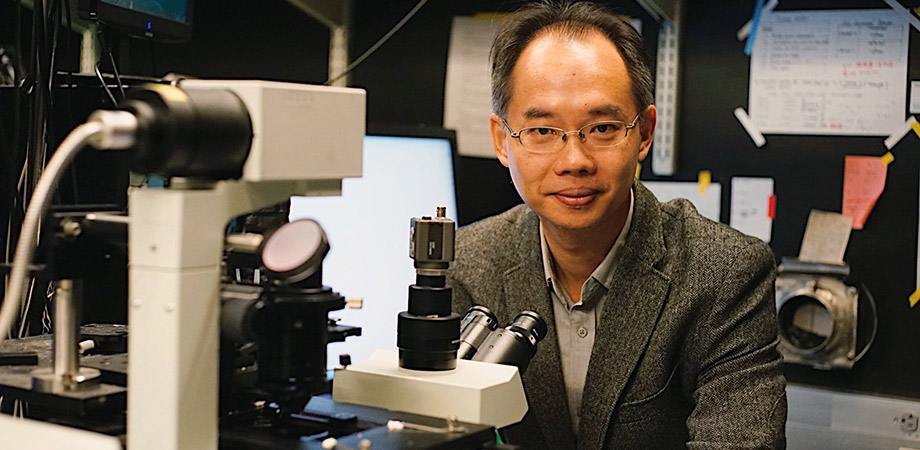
left=458, top=306, right=548, bottom=374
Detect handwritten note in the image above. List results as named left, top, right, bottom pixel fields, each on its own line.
left=799, top=210, right=853, bottom=264
left=730, top=177, right=774, bottom=243
left=749, top=9, right=908, bottom=135
left=842, top=155, right=887, bottom=229
left=644, top=181, right=722, bottom=223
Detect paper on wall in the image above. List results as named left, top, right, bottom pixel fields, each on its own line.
left=730, top=177, right=774, bottom=242
left=799, top=210, right=853, bottom=264
left=643, top=181, right=721, bottom=223
left=842, top=155, right=887, bottom=230
left=443, top=16, right=500, bottom=158
left=910, top=81, right=920, bottom=113
left=749, top=9, right=909, bottom=136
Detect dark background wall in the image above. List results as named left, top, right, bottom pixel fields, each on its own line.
left=3, top=0, right=920, bottom=400
left=669, top=0, right=920, bottom=400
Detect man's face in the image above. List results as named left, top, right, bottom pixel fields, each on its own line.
left=490, top=30, right=656, bottom=233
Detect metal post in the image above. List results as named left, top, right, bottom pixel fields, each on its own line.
left=52, top=280, right=79, bottom=377
left=31, top=280, right=100, bottom=392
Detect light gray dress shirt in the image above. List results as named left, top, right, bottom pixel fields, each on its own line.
left=539, top=189, right=634, bottom=434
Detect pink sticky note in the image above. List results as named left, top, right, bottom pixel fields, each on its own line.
left=842, top=156, right=887, bottom=230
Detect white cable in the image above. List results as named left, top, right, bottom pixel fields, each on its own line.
left=0, top=121, right=103, bottom=345
left=324, top=0, right=428, bottom=85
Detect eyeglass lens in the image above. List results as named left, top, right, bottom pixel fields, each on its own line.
left=518, top=121, right=629, bottom=153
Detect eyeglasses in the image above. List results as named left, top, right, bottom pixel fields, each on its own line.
left=501, top=113, right=641, bottom=155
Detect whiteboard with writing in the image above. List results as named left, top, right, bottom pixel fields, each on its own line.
left=749, top=9, right=908, bottom=136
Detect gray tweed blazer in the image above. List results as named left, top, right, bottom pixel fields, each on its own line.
left=446, top=181, right=786, bottom=449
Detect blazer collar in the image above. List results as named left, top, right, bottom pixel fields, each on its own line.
left=502, top=182, right=671, bottom=449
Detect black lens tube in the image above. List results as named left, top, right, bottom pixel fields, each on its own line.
left=471, top=311, right=547, bottom=374
left=397, top=273, right=460, bottom=370
left=458, top=306, right=498, bottom=360
left=120, top=84, right=253, bottom=179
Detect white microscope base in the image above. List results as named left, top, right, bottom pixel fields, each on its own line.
left=0, top=414, right=121, bottom=450
left=332, top=349, right=527, bottom=429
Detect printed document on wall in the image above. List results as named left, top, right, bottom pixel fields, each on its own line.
left=749, top=9, right=908, bottom=135
left=443, top=16, right=499, bottom=158
left=644, top=181, right=722, bottom=223
left=730, top=177, right=774, bottom=243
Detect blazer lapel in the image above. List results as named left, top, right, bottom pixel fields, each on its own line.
left=503, top=211, right=577, bottom=449
left=577, top=183, right=672, bottom=450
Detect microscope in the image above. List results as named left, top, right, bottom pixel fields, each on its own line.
left=0, top=79, right=546, bottom=450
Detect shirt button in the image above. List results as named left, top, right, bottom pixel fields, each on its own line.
left=577, top=327, right=588, bottom=338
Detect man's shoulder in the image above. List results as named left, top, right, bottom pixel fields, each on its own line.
left=655, top=196, right=773, bottom=264
left=456, top=204, right=532, bottom=249
left=451, top=204, right=534, bottom=274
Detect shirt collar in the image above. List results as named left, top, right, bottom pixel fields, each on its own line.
left=541, top=188, right=635, bottom=301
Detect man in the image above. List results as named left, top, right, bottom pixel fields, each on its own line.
left=446, top=2, right=787, bottom=449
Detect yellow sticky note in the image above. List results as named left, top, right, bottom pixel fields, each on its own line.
left=698, top=170, right=711, bottom=194
left=881, top=152, right=895, bottom=165
left=635, top=163, right=642, bottom=179
left=473, top=12, right=509, bottom=20
left=910, top=288, right=920, bottom=308
left=911, top=119, right=920, bottom=139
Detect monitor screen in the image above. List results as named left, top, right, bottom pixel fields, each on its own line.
left=289, top=130, right=459, bottom=371
left=100, top=0, right=187, bottom=23
left=97, top=0, right=193, bottom=41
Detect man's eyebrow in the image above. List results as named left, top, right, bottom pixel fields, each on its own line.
left=523, top=108, right=555, bottom=119
left=588, top=104, right=625, bottom=119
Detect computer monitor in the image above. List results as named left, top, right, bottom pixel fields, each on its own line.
left=289, top=126, right=459, bottom=370
left=96, top=0, right=194, bottom=41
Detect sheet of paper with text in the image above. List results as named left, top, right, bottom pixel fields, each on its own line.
left=730, top=177, right=775, bottom=243
left=749, top=9, right=908, bottom=135
left=643, top=181, right=722, bottom=223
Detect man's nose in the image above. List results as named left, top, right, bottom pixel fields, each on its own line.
left=553, top=134, right=596, bottom=175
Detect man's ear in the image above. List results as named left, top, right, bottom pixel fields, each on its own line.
left=490, top=113, right=510, bottom=168
left=637, top=105, right=657, bottom=163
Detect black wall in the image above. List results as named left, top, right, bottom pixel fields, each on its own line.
left=669, top=0, right=920, bottom=399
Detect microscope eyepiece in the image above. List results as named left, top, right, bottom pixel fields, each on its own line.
left=508, top=311, right=547, bottom=346
left=468, top=309, right=548, bottom=375
left=457, top=306, right=498, bottom=360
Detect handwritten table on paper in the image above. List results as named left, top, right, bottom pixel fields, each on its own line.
left=749, top=9, right=908, bottom=135
left=842, top=155, right=887, bottom=230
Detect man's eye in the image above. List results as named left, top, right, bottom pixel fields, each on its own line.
left=591, top=123, right=622, bottom=134
left=536, top=128, right=554, bottom=136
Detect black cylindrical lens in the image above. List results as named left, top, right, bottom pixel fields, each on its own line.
left=397, top=312, right=460, bottom=370
left=458, top=306, right=498, bottom=360
left=471, top=311, right=547, bottom=374
left=508, top=311, right=548, bottom=346
left=121, top=84, right=253, bottom=180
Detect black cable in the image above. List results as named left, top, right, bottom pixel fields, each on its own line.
left=324, top=0, right=428, bottom=85
left=108, top=46, right=126, bottom=100
left=46, top=0, right=62, bottom=152
left=64, top=0, right=77, bottom=203
left=27, top=0, right=48, bottom=197
left=0, top=121, right=23, bottom=219
left=94, top=64, right=119, bottom=106
left=12, top=0, right=22, bottom=172
left=98, top=29, right=126, bottom=100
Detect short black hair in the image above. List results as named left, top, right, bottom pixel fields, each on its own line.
left=490, top=1, right=654, bottom=117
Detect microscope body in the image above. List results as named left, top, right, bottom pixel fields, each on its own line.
left=127, top=80, right=365, bottom=450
